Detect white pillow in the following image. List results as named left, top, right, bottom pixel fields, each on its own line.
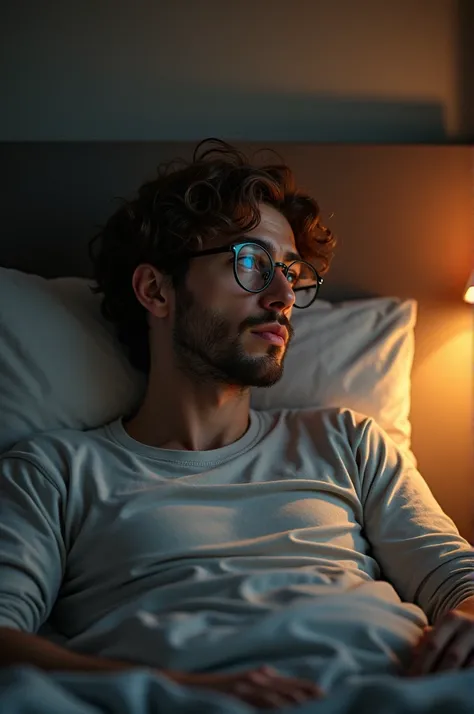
left=0, top=268, right=146, bottom=454
left=0, top=267, right=416, bottom=464
left=250, top=296, right=417, bottom=464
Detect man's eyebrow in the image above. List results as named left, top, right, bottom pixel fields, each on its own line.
left=242, top=236, right=301, bottom=263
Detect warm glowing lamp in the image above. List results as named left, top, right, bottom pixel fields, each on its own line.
left=464, top=270, right=474, bottom=304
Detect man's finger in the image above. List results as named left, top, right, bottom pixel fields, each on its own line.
left=408, top=616, right=461, bottom=676
left=436, top=629, right=474, bottom=672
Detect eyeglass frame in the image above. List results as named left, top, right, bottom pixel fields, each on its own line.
left=186, top=240, right=323, bottom=309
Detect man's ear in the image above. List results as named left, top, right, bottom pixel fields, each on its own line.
left=132, top=264, right=173, bottom=318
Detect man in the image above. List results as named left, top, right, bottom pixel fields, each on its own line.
left=1, top=139, right=474, bottom=712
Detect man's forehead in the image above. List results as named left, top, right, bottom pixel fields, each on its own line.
left=244, top=205, right=298, bottom=259
left=249, top=204, right=294, bottom=237
left=243, top=236, right=301, bottom=263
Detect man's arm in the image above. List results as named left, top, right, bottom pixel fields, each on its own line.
left=0, top=626, right=195, bottom=684
left=355, top=417, right=474, bottom=625
left=0, top=455, right=175, bottom=681
left=0, top=626, right=152, bottom=673
left=0, top=626, right=324, bottom=708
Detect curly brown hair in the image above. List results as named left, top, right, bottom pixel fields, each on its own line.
left=88, top=139, right=337, bottom=375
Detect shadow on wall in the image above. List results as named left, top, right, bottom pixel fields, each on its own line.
left=188, top=91, right=447, bottom=143
left=43, top=90, right=447, bottom=143
left=211, top=92, right=447, bottom=142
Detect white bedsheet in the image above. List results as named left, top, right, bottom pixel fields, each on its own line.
left=1, top=665, right=473, bottom=713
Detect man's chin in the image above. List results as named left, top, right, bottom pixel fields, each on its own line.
left=229, top=366, right=284, bottom=389
left=210, top=348, right=286, bottom=389
left=250, top=373, right=284, bottom=388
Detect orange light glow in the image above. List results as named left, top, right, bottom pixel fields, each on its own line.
left=465, top=285, right=474, bottom=304
left=464, top=271, right=474, bottom=304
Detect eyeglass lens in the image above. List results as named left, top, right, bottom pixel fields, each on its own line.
left=235, top=244, right=318, bottom=308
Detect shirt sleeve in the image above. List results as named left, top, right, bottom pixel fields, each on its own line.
left=0, top=454, right=66, bottom=632
left=355, top=416, right=474, bottom=624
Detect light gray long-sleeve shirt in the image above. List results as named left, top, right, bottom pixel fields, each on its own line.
left=1, top=406, right=473, bottom=689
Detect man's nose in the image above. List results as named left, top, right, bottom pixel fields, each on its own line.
left=258, top=266, right=295, bottom=311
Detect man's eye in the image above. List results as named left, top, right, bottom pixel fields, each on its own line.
left=238, top=257, right=257, bottom=270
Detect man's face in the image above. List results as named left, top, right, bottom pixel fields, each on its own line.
left=170, top=203, right=297, bottom=389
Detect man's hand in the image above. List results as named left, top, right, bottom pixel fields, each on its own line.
left=162, top=665, right=324, bottom=710
left=408, top=607, right=474, bottom=676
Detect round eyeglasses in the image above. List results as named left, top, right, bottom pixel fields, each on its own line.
left=187, top=240, right=323, bottom=309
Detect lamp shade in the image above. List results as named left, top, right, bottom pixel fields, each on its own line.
left=464, top=269, right=474, bottom=304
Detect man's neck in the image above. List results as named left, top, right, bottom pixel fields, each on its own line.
left=123, top=371, right=252, bottom=452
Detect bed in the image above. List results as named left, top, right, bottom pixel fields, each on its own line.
left=0, top=142, right=473, bottom=713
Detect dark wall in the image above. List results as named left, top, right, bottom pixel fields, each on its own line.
left=1, top=0, right=468, bottom=142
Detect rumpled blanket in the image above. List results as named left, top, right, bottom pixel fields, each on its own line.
left=1, top=665, right=473, bottom=713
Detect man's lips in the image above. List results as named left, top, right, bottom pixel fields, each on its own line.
left=250, top=324, right=288, bottom=345
left=252, top=331, right=286, bottom=345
